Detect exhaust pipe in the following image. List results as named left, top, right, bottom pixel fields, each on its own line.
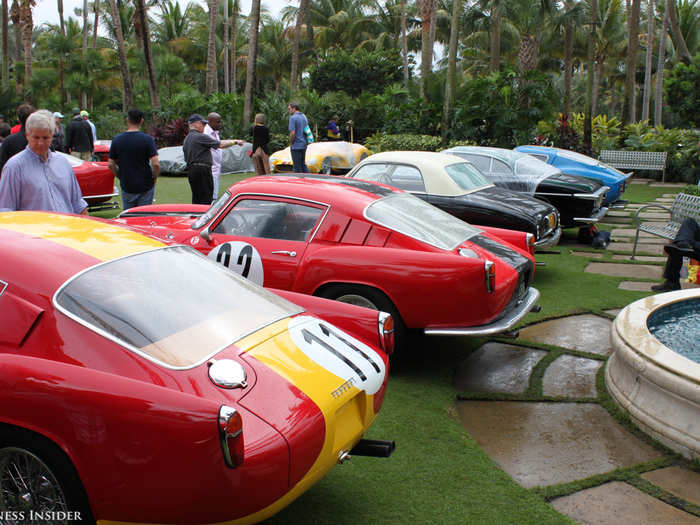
left=345, top=439, right=396, bottom=460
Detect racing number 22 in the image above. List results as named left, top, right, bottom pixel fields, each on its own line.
left=216, top=243, right=253, bottom=278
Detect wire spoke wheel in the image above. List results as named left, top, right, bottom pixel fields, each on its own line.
left=0, top=447, right=69, bottom=517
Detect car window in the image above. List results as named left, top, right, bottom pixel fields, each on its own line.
left=558, top=149, right=599, bottom=166
left=365, top=193, right=481, bottom=250
left=491, top=158, right=510, bottom=174
left=462, top=154, right=491, bottom=173
left=514, top=155, right=560, bottom=177
left=351, top=163, right=393, bottom=185
left=389, top=165, right=426, bottom=192
left=215, top=198, right=323, bottom=242
left=444, top=162, right=491, bottom=191
left=55, top=246, right=303, bottom=369
left=529, top=154, right=550, bottom=163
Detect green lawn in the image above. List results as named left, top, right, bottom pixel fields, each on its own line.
left=94, top=175, right=681, bottom=524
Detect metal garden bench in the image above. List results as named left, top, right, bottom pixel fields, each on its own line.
left=631, top=193, right=700, bottom=259
left=599, top=150, right=668, bottom=182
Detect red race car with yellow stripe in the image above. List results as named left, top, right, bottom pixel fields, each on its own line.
left=0, top=211, right=393, bottom=524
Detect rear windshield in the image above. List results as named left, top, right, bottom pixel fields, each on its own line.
left=444, top=162, right=492, bottom=191
left=55, top=246, right=302, bottom=369
left=514, top=155, right=560, bottom=177
left=365, top=193, right=481, bottom=250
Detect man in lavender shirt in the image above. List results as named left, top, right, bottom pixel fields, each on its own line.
left=203, top=112, right=223, bottom=200
left=0, top=109, right=88, bottom=214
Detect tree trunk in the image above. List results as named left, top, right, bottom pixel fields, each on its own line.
left=223, top=0, right=229, bottom=93
left=622, top=0, right=641, bottom=124
left=584, top=0, right=597, bottom=154
left=641, top=0, right=653, bottom=122
left=108, top=0, right=133, bottom=110
left=242, top=0, right=261, bottom=127
left=593, top=54, right=603, bottom=116
left=563, top=18, right=574, bottom=117
left=135, top=0, right=160, bottom=109
left=428, top=2, right=436, bottom=68
left=231, top=0, right=238, bottom=94
left=10, top=0, right=21, bottom=94
left=290, top=0, right=307, bottom=92
left=19, top=0, right=31, bottom=102
left=2, top=0, right=8, bottom=91
left=518, top=34, right=539, bottom=72
left=490, top=0, right=501, bottom=72
left=92, top=0, right=99, bottom=48
left=57, top=0, right=65, bottom=106
left=401, top=0, right=408, bottom=85
left=205, top=0, right=219, bottom=94
left=654, top=0, right=669, bottom=125
left=81, top=0, right=88, bottom=107
left=441, top=0, right=460, bottom=140
left=418, top=0, right=435, bottom=99
left=668, top=0, right=692, bottom=64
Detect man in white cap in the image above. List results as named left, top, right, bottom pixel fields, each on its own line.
left=80, top=110, right=97, bottom=142
left=51, top=112, right=65, bottom=152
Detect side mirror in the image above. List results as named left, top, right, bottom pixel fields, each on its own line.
left=200, top=227, right=212, bottom=242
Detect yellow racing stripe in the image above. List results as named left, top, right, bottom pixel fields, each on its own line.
left=0, top=211, right=165, bottom=261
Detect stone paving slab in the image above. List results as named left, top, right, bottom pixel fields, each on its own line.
left=650, top=182, right=687, bottom=187
left=542, top=355, right=602, bottom=398
left=456, top=403, right=664, bottom=488
left=604, top=308, right=622, bottom=316
left=657, top=197, right=675, bottom=202
left=638, top=212, right=671, bottom=219
left=551, top=481, right=700, bottom=525
left=630, top=180, right=652, bottom=185
left=612, top=254, right=666, bottom=263
left=610, top=228, right=657, bottom=239
left=519, top=315, right=612, bottom=355
left=619, top=281, right=655, bottom=291
left=608, top=242, right=665, bottom=255
left=607, top=210, right=632, bottom=217
left=600, top=217, right=636, bottom=225
left=453, top=343, right=546, bottom=394
left=571, top=251, right=604, bottom=259
left=584, top=262, right=663, bottom=279
left=642, top=466, right=700, bottom=507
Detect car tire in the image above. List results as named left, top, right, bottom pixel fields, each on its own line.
left=321, top=158, right=332, bottom=175
left=0, top=427, right=94, bottom=523
left=317, top=284, right=407, bottom=352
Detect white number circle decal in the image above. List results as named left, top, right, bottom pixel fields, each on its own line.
left=288, top=315, right=386, bottom=395
left=208, top=241, right=264, bottom=286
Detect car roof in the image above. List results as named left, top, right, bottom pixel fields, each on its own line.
left=0, top=211, right=167, bottom=288
left=229, top=174, right=397, bottom=214
left=444, top=146, right=529, bottom=165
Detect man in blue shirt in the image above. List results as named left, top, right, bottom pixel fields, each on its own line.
left=0, top=109, right=88, bottom=214
left=288, top=102, right=309, bottom=173
left=109, top=109, right=160, bottom=210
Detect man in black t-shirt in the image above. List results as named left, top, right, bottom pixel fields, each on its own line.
left=108, top=109, right=160, bottom=210
left=182, top=114, right=237, bottom=204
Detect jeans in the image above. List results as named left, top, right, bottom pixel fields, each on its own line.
left=663, top=218, right=700, bottom=283
left=121, top=186, right=155, bottom=210
left=291, top=148, right=308, bottom=173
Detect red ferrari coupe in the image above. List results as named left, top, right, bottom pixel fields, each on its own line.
left=0, top=211, right=393, bottom=524
left=58, top=151, right=118, bottom=209
left=115, top=175, right=541, bottom=347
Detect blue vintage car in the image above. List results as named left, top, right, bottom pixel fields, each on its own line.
left=514, top=145, right=632, bottom=204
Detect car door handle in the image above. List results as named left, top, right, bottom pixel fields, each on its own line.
left=271, top=250, right=297, bottom=257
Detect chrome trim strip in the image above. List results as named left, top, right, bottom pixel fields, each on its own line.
left=533, top=226, right=561, bottom=247
left=0, top=279, right=7, bottom=297
left=84, top=191, right=119, bottom=199
left=573, top=186, right=610, bottom=200
left=573, top=206, right=608, bottom=223
left=423, top=287, right=540, bottom=336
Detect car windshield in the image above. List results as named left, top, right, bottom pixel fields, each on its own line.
left=365, top=193, right=481, bottom=250
left=56, top=151, right=83, bottom=168
left=55, top=246, right=303, bottom=369
left=444, top=162, right=492, bottom=191
left=558, top=149, right=600, bottom=166
left=192, top=190, right=231, bottom=229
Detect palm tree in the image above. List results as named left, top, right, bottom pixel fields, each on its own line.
left=441, top=0, right=461, bottom=139
left=108, top=0, right=133, bottom=109
left=622, top=0, right=641, bottom=123
left=591, top=0, right=626, bottom=116
left=135, top=0, right=160, bottom=109
left=290, top=0, right=307, bottom=92
left=2, top=0, right=8, bottom=90
left=668, top=0, right=693, bottom=63
left=10, top=0, right=21, bottom=93
left=503, top=0, right=555, bottom=73
left=418, top=0, right=435, bottom=98
left=641, top=0, right=654, bottom=121
left=19, top=0, right=33, bottom=101
left=243, top=0, right=261, bottom=127
left=401, top=0, right=408, bottom=84
left=258, top=17, right=293, bottom=93
left=654, top=0, right=670, bottom=124
left=205, top=0, right=218, bottom=94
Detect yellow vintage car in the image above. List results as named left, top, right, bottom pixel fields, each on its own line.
left=270, top=141, right=370, bottom=174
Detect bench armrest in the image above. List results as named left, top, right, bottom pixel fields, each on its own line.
left=633, top=203, right=672, bottom=228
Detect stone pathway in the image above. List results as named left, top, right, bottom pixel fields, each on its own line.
left=455, top=183, right=700, bottom=524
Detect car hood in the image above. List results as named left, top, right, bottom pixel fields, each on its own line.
left=538, top=172, right=605, bottom=194
left=470, top=186, right=554, bottom=220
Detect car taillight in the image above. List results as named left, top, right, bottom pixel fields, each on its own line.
left=526, top=233, right=535, bottom=255
left=484, top=260, right=495, bottom=293
left=218, top=405, right=244, bottom=468
left=377, top=311, right=395, bottom=355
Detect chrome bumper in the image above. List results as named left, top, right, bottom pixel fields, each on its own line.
left=534, top=226, right=561, bottom=248
left=424, top=287, right=540, bottom=337
left=574, top=206, right=608, bottom=224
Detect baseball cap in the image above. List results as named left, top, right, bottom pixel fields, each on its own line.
left=53, top=112, right=64, bottom=118
left=72, top=108, right=80, bottom=115
left=80, top=110, right=89, bottom=117
left=188, top=113, right=207, bottom=124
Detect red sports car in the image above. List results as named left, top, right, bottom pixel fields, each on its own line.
left=115, top=175, right=541, bottom=347
left=58, top=151, right=118, bottom=209
left=0, top=211, right=392, bottom=524
left=92, top=139, right=111, bottom=162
